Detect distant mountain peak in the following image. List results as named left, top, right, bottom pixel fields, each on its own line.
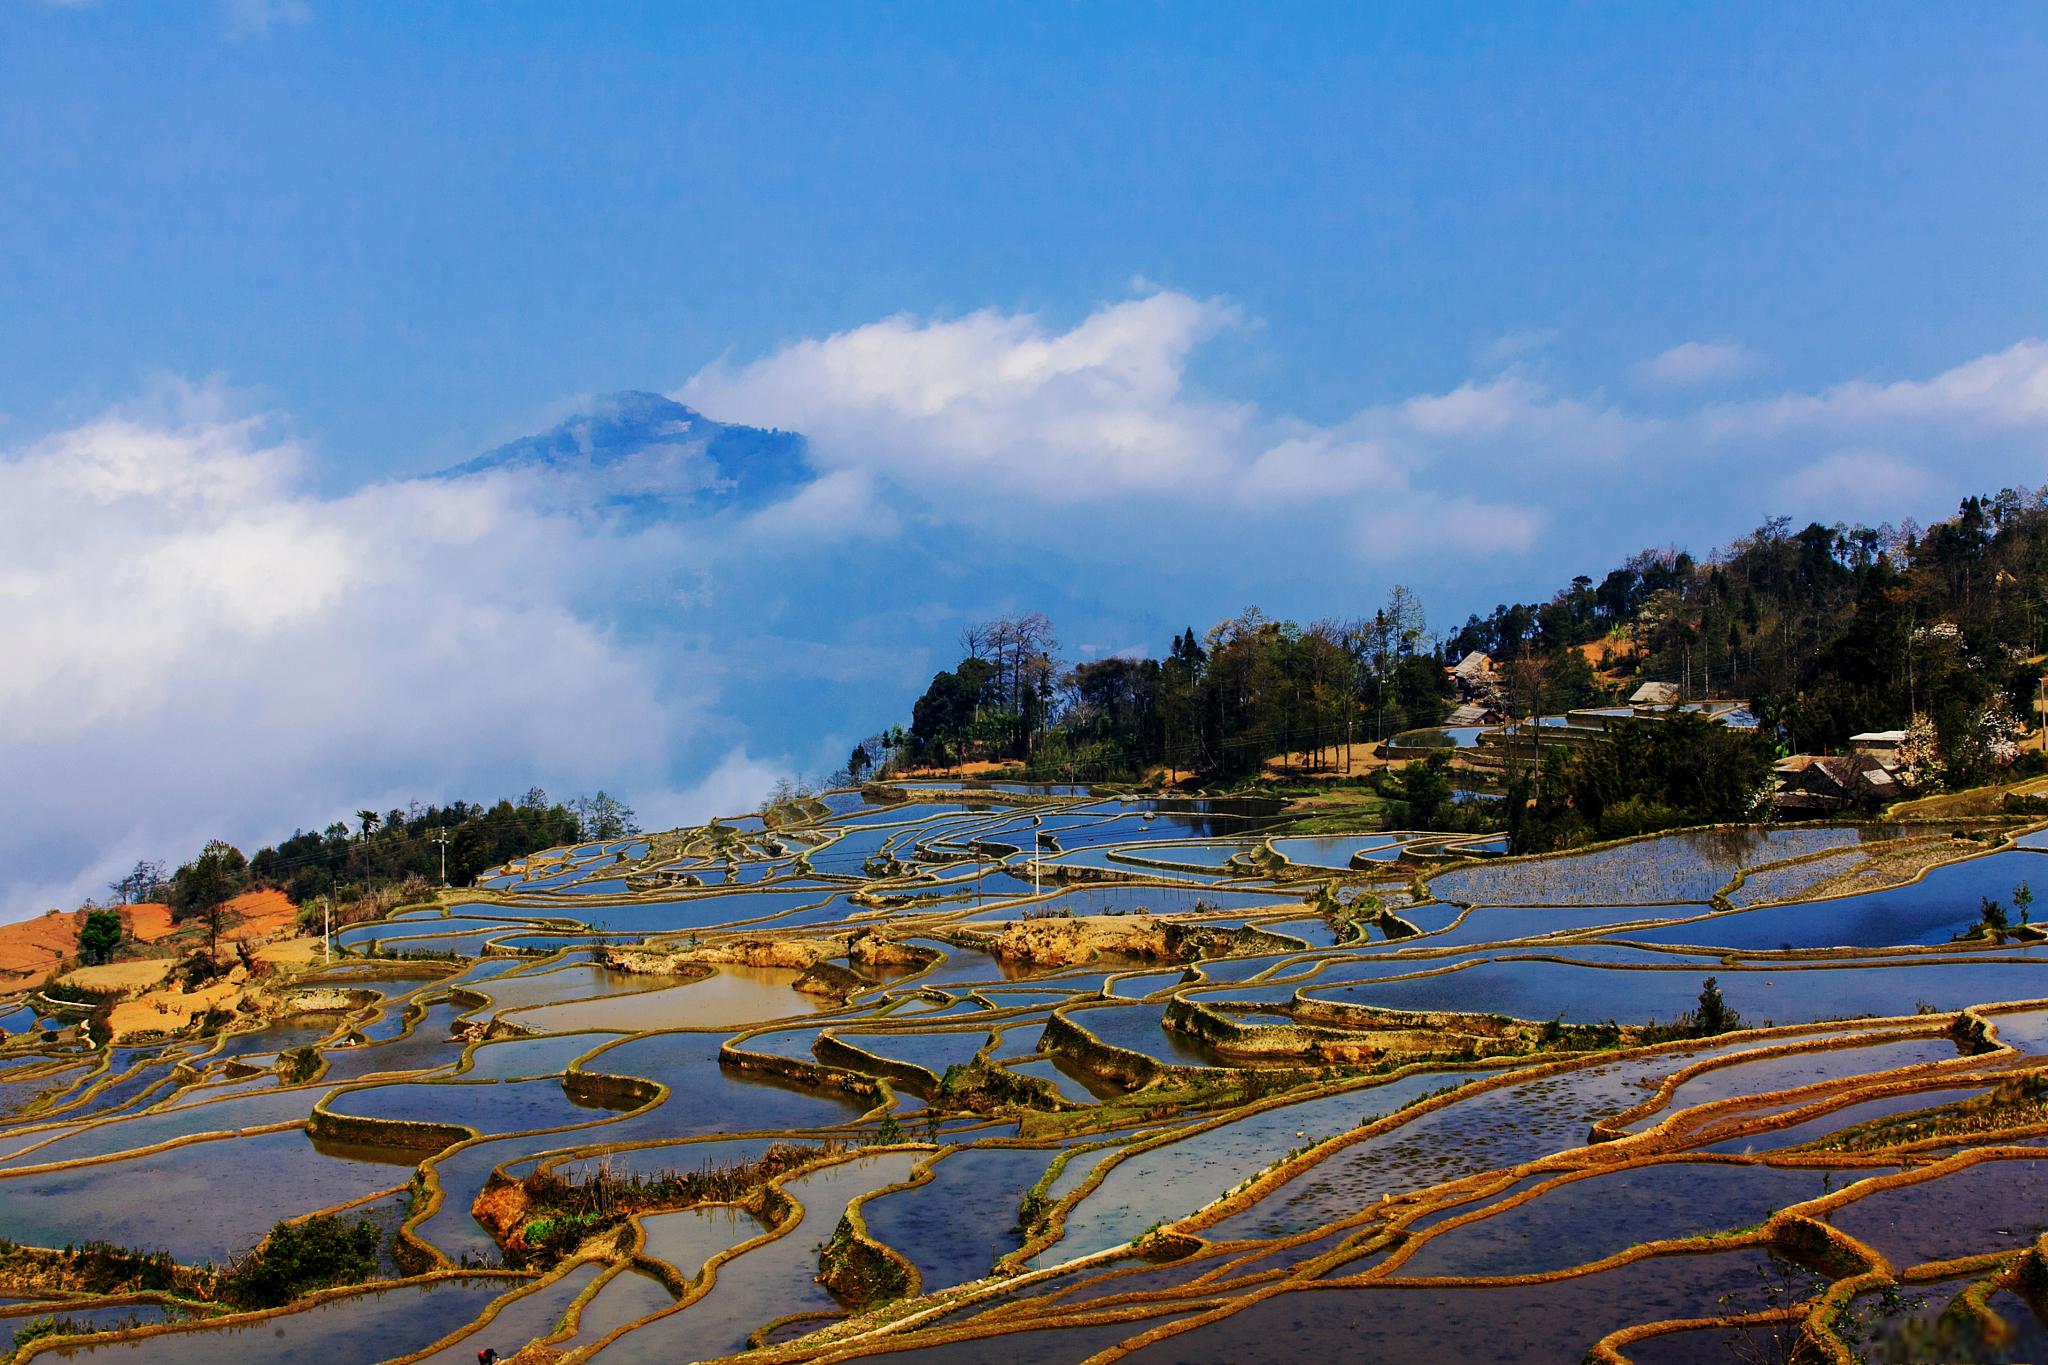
left=442, top=391, right=809, bottom=508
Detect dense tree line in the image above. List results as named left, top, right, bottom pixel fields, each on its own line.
left=248, top=789, right=636, bottom=904
left=102, top=789, right=637, bottom=920
left=888, top=597, right=1456, bottom=783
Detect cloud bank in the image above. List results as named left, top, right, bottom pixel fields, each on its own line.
left=685, top=289, right=2048, bottom=571
left=0, top=382, right=758, bottom=915
left=682, top=292, right=1551, bottom=561
left=8, top=295, right=2048, bottom=918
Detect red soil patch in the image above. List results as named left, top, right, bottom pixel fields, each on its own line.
left=0, top=891, right=295, bottom=992
left=222, top=887, right=297, bottom=941
left=1578, top=637, right=1637, bottom=678
left=0, top=910, right=83, bottom=989
left=123, top=902, right=175, bottom=943
left=894, top=760, right=1017, bottom=780
left=1260, top=742, right=1386, bottom=781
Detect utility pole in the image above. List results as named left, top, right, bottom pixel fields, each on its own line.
left=322, top=894, right=331, bottom=965
left=431, top=828, right=450, bottom=887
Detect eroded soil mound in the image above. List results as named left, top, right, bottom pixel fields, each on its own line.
left=989, top=915, right=1177, bottom=966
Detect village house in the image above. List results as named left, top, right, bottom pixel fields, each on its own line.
left=1848, top=729, right=1907, bottom=758
left=1445, top=701, right=1505, bottom=728
left=1446, top=651, right=1498, bottom=700
left=1773, top=751, right=1900, bottom=813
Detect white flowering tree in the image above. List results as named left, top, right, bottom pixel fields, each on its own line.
left=1893, top=715, right=1943, bottom=790
left=1963, top=698, right=2025, bottom=774
left=1898, top=700, right=2024, bottom=791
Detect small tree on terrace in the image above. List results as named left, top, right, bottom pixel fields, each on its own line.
left=1694, top=977, right=1739, bottom=1035
left=1979, top=897, right=2010, bottom=939
left=171, top=839, right=249, bottom=960
left=77, top=908, right=123, bottom=966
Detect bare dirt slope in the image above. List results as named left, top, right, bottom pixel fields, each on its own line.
left=124, top=902, right=175, bottom=943
left=0, top=910, right=86, bottom=989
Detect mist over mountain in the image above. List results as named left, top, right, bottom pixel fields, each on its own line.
left=443, top=391, right=810, bottom=511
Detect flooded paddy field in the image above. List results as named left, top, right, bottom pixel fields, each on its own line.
left=5, top=791, right=2047, bottom=1362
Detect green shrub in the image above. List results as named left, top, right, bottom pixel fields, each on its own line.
left=40, top=980, right=116, bottom=1007
left=57, top=1240, right=178, bottom=1294
left=520, top=1211, right=603, bottom=1255
left=218, top=1215, right=380, bottom=1308
left=12, top=1317, right=66, bottom=1352
left=1980, top=897, right=2010, bottom=937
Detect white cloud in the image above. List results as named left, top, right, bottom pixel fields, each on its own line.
left=683, top=291, right=1250, bottom=498
left=1241, top=431, right=1404, bottom=501
left=1391, top=372, right=1651, bottom=463
left=682, top=289, right=1552, bottom=554
left=1774, top=450, right=1943, bottom=521
left=1711, top=339, right=2048, bottom=437
left=636, top=748, right=791, bottom=832
left=1633, top=340, right=1766, bottom=391
left=0, top=382, right=700, bottom=918
left=680, top=294, right=2048, bottom=619
left=735, top=469, right=899, bottom=545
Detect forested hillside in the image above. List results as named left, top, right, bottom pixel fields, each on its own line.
left=1448, top=494, right=2045, bottom=766
left=862, top=489, right=2048, bottom=795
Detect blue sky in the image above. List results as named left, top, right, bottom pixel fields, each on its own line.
left=4, top=3, right=2048, bottom=914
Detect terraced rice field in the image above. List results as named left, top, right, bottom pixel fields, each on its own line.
left=4, top=786, right=2047, bottom=1363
